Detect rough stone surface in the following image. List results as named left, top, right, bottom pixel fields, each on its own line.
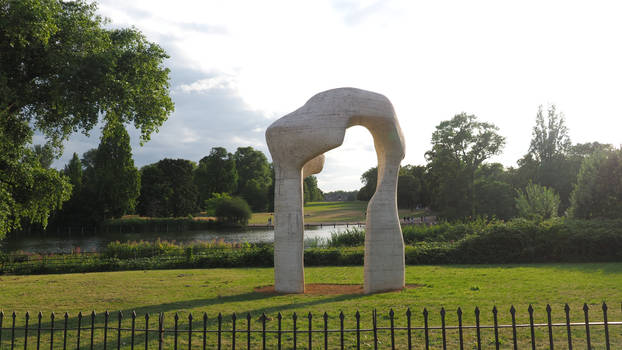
left=266, top=87, right=406, bottom=294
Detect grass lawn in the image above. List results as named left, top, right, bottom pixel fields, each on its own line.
left=1, top=264, right=621, bottom=349
left=249, top=201, right=425, bottom=225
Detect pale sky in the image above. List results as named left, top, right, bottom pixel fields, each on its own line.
left=51, top=0, right=622, bottom=192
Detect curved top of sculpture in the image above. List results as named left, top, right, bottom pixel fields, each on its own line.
left=266, top=87, right=405, bottom=171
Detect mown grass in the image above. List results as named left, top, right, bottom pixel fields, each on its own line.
left=249, top=201, right=425, bottom=225
left=1, top=264, right=621, bottom=349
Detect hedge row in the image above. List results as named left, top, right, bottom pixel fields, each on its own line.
left=2, top=219, right=621, bottom=275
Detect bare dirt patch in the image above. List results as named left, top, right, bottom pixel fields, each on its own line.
left=254, top=284, right=422, bottom=295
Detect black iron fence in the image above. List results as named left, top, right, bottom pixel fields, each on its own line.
left=0, top=303, right=620, bottom=349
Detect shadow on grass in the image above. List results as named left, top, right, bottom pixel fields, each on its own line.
left=3, top=289, right=366, bottom=347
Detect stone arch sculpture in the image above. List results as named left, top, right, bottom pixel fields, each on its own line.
left=265, top=87, right=406, bottom=294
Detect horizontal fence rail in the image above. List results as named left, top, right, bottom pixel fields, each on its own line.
left=0, top=303, right=620, bottom=349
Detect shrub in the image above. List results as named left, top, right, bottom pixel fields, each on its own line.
left=214, top=197, right=252, bottom=225
left=515, top=183, right=560, bottom=220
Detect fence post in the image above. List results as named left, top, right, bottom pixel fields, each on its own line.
left=292, top=312, right=297, bottom=350
left=307, top=312, right=312, bottom=350
left=24, top=312, right=30, bottom=350
left=440, top=308, right=446, bottom=350
left=131, top=311, right=136, bottom=350
left=493, top=306, right=499, bottom=350
left=217, top=313, right=222, bottom=350
left=546, top=304, right=554, bottom=350
left=117, top=312, right=122, bottom=350
left=90, top=311, right=96, bottom=350
left=202, top=313, right=207, bottom=350
left=355, top=311, right=361, bottom=350
left=373, top=309, right=378, bottom=350
left=510, top=306, right=517, bottom=350
left=603, top=302, right=610, bottom=350
left=277, top=312, right=282, bottom=350
left=104, top=311, right=109, bottom=350
left=64, top=312, right=69, bottom=350
left=475, top=307, right=481, bottom=350
left=77, top=312, right=82, bottom=350
left=145, top=313, right=150, bottom=350
left=232, top=312, right=236, bottom=350
left=158, top=313, right=164, bottom=350
left=38, top=311, right=43, bottom=350
left=528, top=304, right=535, bottom=350
left=173, top=313, right=178, bottom=350
left=406, top=308, right=412, bottom=350
left=457, top=307, right=464, bottom=350
left=188, top=313, right=193, bottom=350
left=246, top=313, right=251, bottom=350
left=339, top=311, right=345, bottom=350
left=583, top=303, right=591, bottom=350
left=11, top=311, right=15, bottom=350
left=50, top=312, right=55, bottom=350
left=423, top=308, right=429, bottom=350
left=564, top=304, right=572, bottom=350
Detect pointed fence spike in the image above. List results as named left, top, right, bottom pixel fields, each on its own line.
left=528, top=304, right=534, bottom=313
left=323, top=311, right=328, bottom=320
left=390, top=309, right=395, bottom=317
left=339, top=311, right=344, bottom=320
left=440, top=307, right=445, bottom=316
left=492, top=306, right=497, bottom=314
left=188, top=313, right=193, bottom=320
left=510, top=305, right=516, bottom=313
left=307, top=312, right=312, bottom=320
left=406, top=308, right=411, bottom=316
left=546, top=304, right=552, bottom=312
left=203, top=312, right=207, bottom=321
left=565, top=303, right=570, bottom=312
left=602, top=302, right=608, bottom=311
left=232, top=312, right=236, bottom=320
left=457, top=307, right=462, bottom=316
left=583, top=303, right=589, bottom=312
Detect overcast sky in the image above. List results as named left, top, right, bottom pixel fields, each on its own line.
left=50, top=0, right=622, bottom=192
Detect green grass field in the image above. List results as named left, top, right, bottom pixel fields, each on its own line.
left=1, top=264, right=621, bottom=349
left=249, top=201, right=425, bottom=225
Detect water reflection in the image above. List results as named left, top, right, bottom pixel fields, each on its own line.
left=1, top=225, right=361, bottom=254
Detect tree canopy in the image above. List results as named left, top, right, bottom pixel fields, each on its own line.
left=0, top=0, right=174, bottom=238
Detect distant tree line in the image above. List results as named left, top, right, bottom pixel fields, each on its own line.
left=45, top=141, right=324, bottom=227
left=357, top=106, right=622, bottom=221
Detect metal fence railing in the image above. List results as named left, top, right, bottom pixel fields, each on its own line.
left=0, top=303, right=620, bottom=349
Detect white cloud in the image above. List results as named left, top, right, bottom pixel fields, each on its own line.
left=67, top=0, right=622, bottom=192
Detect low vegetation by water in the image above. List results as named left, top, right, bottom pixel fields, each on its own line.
left=3, top=218, right=622, bottom=275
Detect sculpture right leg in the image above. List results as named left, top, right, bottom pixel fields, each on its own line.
left=273, top=164, right=305, bottom=293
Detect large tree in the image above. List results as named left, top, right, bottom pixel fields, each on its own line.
left=568, top=149, right=622, bottom=219
left=234, top=147, right=271, bottom=211
left=194, top=147, right=237, bottom=207
left=426, top=113, right=505, bottom=219
left=0, top=0, right=174, bottom=237
left=137, top=159, right=198, bottom=217
left=90, top=122, right=140, bottom=220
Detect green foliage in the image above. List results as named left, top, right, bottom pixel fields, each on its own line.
left=194, top=147, right=237, bottom=208
left=397, top=174, right=421, bottom=210
left=515, top=183, right=560, bottom=220
left=203, top=192, right=232, bottom=216
left=234, top=147, right=271, bottom=211
left=568, top=149, right=622, bottom=219
left=303, top=175, right=323, bottom=203
left=0, top=0, right=173, bottom=237
left=356, top=167, right=377, bottom=201
left=91, top=122, right=140, bottom=219
left=426, top=113, right=505, bottom=219
left=326, top=227, right=365, bottom=247
left=214, top=197, right=252, bottom=225
left=137, top=159, right=198, bottom=217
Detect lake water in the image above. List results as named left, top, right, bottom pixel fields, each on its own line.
left=0, top=224, right=363, bottom=254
